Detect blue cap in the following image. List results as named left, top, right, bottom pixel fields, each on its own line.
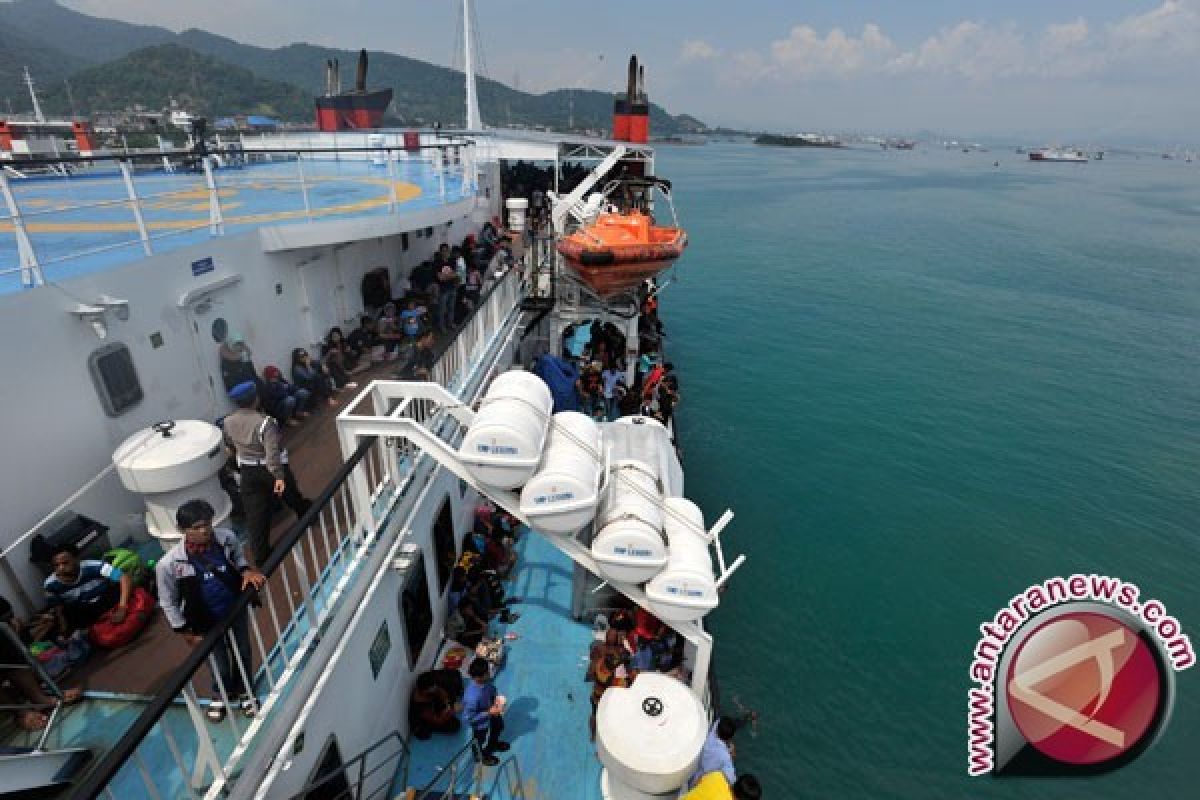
left=228, top=381, right=257, bottom=402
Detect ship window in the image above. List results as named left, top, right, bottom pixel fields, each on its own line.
left=401, top=233, right=410, bottom=251
left=88, top=342, right=143, bottom=417
left=433, top=499, right=456, bottom=592
left=401, top=552, right=433, bottom=666
left=304, top=735, right=350, bottom=800
left=211, top=317, right=228, bottom=343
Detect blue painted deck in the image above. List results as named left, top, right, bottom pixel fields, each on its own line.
left=402, top=529, right=605, bottom=800
left=0, top=158, right=468, bottom=293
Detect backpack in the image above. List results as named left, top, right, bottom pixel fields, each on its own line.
left=104, top=548, right=152, bottom=588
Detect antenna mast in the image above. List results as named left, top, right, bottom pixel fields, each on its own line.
left=463, top=0, right=483, bottom=129
left=23, top=67, right=46, bottom=123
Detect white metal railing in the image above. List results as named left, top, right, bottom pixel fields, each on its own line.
left=0, top=144, right=476, bottom=289
left=75, top=265, right=524, bottom=800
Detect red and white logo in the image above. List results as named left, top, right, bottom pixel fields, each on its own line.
left=1005, top=611, right=1163, bottom=766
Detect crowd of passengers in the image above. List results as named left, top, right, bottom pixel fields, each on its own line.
left=0, top=220, right=516, bottom=733
left=586, top=607, right=762, bottom=800
left=405, top=501, right=522, bottom=765
left=553, top=283, right=681, bottom=427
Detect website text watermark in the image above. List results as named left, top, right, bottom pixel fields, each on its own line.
left=967, top=574, right=1193, bottom=776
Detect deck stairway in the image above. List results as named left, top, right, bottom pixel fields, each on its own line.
left=0, top=624, right=91, bottom=793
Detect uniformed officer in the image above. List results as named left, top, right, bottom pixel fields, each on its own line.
left=222, top=381, right=311, bottom=566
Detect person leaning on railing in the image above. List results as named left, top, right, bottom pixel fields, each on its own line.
left=155, top=499, right=266, bottom=723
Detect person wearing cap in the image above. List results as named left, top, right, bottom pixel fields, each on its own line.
left=260, top=365, right=310, bottom=428
left=222, top=381, right=311, bottom=566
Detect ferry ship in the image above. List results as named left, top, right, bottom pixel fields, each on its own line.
left=1028, top=147, right=1088, bottom=163
left=0, top=3, right=746, bottom=798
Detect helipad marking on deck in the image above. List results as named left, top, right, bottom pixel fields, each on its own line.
left=0, top=177, right=421, bottom=233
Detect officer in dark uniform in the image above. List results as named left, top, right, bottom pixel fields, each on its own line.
left=222, top=381, right=310, bottom=566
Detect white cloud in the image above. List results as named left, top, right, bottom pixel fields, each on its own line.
left=703, top=2, right=1200, bottom=87
left=767, top=24, right=895, bottom=78
left=888, top=21, right=1025, bottom=80
left=680, top=39, right=719, bottom=63
left=1108, top=0, right=1200, bottom=57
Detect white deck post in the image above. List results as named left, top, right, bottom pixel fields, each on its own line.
left=296, top=154, right=313, bottom=219
left=201, top=157, right=225, bottom=236
left=0, top=170, right=44, bottom=288
left=386, top=149, right=398, bottom=213
left=118, top=160, right=153, bottom=255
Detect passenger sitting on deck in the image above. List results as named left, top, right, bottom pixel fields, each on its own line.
left=43, top=544, right=133, bottom=637
left=400, top=330, right=436, bottom=380
left=348, top=315, right=384, bottom=363
left=0, top=595, right=82, bottom=731
left=291, top=348, right=339, bottom=407
left=260, top=365, right=310, bottom=428
left=377, top=303, right=404, bottom=361
left=218, top=333, right=258, bottom=392
left=587, top=628, right=630, bottom=739
left=322, top=327, right=367, bottom=384
left=408, top=670, right=463, bottom=739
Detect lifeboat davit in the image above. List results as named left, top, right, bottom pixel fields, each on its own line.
left=557, top=210, right=687, bottom=299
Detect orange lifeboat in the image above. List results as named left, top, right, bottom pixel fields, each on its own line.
left=556, top=210, right=687, bottom=299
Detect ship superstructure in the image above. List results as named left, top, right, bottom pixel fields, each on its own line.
left=0, top=4, right=743, bottom=798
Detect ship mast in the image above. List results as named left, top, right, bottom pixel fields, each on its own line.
left=23, top=67, right=46, bottom=124
left=463, top=0, right=483, bottom=130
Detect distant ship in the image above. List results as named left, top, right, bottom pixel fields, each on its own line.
left=1029, top=148, right=1088, bottom=163
left=755, top=132, right=843, bottom=148
left=314, top=48, right=393, bottom=131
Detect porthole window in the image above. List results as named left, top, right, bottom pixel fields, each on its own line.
left=88, top=342, right=143, bottom=417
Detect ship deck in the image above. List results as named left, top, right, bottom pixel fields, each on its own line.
left=0, top=157, right=467, bottom=294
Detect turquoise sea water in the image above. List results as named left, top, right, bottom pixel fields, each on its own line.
left=660, top=143, right=1200, bottom=799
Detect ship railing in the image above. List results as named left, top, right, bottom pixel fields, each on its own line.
left=0, top=140, right=475, bottom=292
left=484, top=755, right=529, bottom=800
left=68, top=265, right=525, bottom=800
left=287, top=730, right=410, bottom=800
left=411, top=738, right=484, bottom=800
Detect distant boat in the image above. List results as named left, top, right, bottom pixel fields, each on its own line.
left=754, top=133, right=843, bottom=148
left=1029, top=148, right=1088, bottom=163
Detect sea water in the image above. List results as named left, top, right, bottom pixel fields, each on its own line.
left=659, top=143, right=1200, bottom=798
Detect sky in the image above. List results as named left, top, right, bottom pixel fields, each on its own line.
left=58, top=0, right=1200, bottom=142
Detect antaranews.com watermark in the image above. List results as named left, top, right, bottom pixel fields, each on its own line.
left=967, top=573, right=1194, bottom=776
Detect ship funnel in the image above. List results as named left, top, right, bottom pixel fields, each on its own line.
left=333, top=58, right=341, bottom=94
left=612, top=54, right=649, bottom=144
left=356, top=48, right=369, bottom=93
left=626, top=55, right=638, bottom=105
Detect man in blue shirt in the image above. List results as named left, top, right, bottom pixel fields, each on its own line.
left=688, top=716, right=738, bottom=788
left=44, top=544, right=132, bottom=635
left=462, top=656, right=509, bottom=765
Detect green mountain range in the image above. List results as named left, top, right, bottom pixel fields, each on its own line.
left=0, top=0, right=704, bottom=133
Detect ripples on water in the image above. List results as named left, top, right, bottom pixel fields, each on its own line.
left=660, top=143, right=1200, bottom=798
